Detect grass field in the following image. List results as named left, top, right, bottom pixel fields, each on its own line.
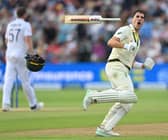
left=0, top=88, right=168, bottom=140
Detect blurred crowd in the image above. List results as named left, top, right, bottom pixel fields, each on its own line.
left=0, top=0, right=168, bottom=64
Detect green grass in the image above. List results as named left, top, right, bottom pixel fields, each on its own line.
left=0, top=88, right=168, bottom=140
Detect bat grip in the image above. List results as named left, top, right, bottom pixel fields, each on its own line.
left=101, top=18, right=121, bottom=21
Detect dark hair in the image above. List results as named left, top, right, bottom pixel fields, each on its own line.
left=132, top=9, right=145, bottom=18
left=16, top=7, right=26, bottom=18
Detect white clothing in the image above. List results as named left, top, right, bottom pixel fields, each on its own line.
left=2, top=18, right=38, bottom=109
left=5, top=18, right=32, bottom=59
left=108, top=24, right=140, bottom=68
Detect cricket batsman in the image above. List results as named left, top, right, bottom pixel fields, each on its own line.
left=83, top=9, right=155, bottom=136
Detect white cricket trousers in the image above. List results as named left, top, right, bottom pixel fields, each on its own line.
left=99, top=61, right=136, bottom=131
left=2, top=57, right=38, bottom=108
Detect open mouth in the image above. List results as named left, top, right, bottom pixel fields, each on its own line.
left=137, top=22, right=141, bottom=25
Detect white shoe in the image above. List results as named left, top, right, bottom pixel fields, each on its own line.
left=2, top=104, right=11, bottom=112
left=83, top=89, right=93, bottom=111
left=31, top=102, right=44, bottom=111
left=96, top=127, right=120, bottom=137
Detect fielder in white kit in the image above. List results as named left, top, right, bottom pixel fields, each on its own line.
left=83, top=10, right=155, bottom=136
left=2, top=7, right=44, bottom=111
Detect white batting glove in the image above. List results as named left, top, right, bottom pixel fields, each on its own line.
left=123, top=42, right=137, bottom=52
left=143, top=57, right=155, bottom=70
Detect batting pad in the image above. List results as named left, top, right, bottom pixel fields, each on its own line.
left=90, top=89, right=138, bottom=104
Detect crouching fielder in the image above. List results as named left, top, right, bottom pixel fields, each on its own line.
left=83, top=10, right=155, bottom=137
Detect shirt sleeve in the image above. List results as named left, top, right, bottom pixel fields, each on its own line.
left=24, top=22, right=32, bottom=36
left=113, top=26, right=128, bottom=41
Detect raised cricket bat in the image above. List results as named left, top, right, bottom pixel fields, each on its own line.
left=64, top=15, right=121, bottom=24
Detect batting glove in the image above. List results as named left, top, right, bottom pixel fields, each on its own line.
left=143, top=57, right=155, bottom=70
left=123, top=42, right=137, bottom=52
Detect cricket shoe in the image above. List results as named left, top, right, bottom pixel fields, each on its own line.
left=96, top=127, right=120, bottom=137
left=31, top=102, right=44, bottom=111
left=83, top=89, right=97, bottom=111
left=2, top=104, right=11, bottom=112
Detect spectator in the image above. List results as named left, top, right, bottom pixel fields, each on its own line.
left=0, top=0, right=167, bottom=63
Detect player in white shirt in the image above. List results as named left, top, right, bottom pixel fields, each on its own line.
left=2, top=7, right=44, bottom=111
left=83, top=10, right=155, bottom=136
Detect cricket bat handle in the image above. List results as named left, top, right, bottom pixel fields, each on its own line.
left=89, top=16, right=121, bottom=22
left=100, top=18, right=121, bottom=21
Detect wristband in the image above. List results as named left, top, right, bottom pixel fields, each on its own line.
left=123, top=44, right=129, bottom=49
left=133, top=61, right=143, bottom=69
